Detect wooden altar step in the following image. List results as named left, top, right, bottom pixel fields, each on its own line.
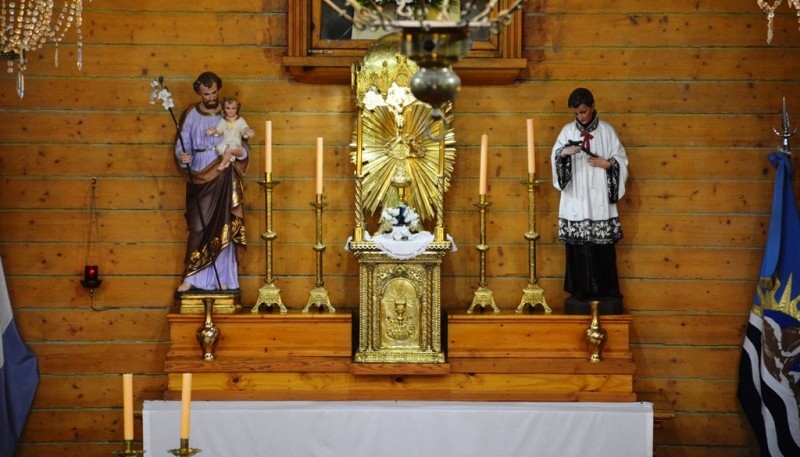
left=165, top=312, right=637, bottom=402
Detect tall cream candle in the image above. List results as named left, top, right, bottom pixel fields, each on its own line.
left=123, top=373, right=134, bottom=441
left=526, top=118, right=535, bottom=174
left=180, top=373, right=192, bottom=440
left=316, top=137, right=324, bottom=195
left=265, top=120, right=272, bottom=174
left=479, top=133, right=488, bottom=195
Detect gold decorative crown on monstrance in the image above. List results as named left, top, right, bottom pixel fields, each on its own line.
left=349, top=34, right=456, bottom=365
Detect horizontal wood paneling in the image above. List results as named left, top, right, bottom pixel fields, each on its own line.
left=526, top=47, right=800, bottom=81
left=0, top=242, right=765, bottom=283
left=526, top=14, right=800, bottom=47
left=632, top=347, right=742, bottom=379
left=3, top=79, right=799, bottom=115
left=3, top=275, right=757, bottom=317
left=16, top=443, right=129, bottom=457
left=0, top=111, right=793, bottom=147
left=86, top=12, right=285, bottom=47
left=32, top=375, right=167, bottom=408
left=655, top=413, right=754, bottom=446
left=0, top=175, right=776, bottom=214
left=10, top=46, right=288, bottom=79
left=15, top=309, right=171, bottom=341
left=0, top=209, right=770, bottom=248
left=31, top=343, right=170, bottom=374
left=634, top=378, right=742, bottom=413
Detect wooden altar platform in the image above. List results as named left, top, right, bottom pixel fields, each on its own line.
left=164, top=311, right=637, bottom=402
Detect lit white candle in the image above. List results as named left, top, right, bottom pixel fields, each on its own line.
left=526, top=118, right=535, bottom=174
left=265, top=120, right=272, bottom=174
left=123, top=373, right=134, bottom=441
left=180, top=373, right=192, bottom=440
left=316, top=137, right=324, bottom=195
left=479, top=133, right=488, bottom=195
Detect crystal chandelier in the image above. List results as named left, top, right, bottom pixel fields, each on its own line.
left=323, top=0, right=527, bottom=120
left=1, top=0, right=88, bottom=98
left=757, top=0, right=800, bottom=43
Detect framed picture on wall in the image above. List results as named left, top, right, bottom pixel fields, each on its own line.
left=282, top=0, right=528, bottom=85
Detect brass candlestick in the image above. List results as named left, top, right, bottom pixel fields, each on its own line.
left=168, top=438, right=200, bottom=456
left=303, top=194, right=335, bottom=313
left=516, top=173, right=552, bottom=314
left=468, top=194, right=499, bottom=313
left=114, top=439, right=144, bottom=456
left=353, top=109, right=365, bottom=243
left=253, top=173, right=287, bottom=313
left=435, top=138, right=446, bottom=242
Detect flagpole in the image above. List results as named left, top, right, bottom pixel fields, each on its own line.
left=738, top=98, right=800, bottom=457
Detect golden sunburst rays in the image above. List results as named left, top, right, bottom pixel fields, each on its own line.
left=354, top=102, right=455, bottom=223
left=756, top=273, right=800, bottom=320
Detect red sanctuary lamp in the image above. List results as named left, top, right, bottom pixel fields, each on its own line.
left=81, top=178, right=103, bottom=297
left=81, top=264, right=102, bottom=291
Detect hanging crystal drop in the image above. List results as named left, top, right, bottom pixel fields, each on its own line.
left=77, top=46, right=83, bottom=71
left=767, top=11, right=775, bottom=44
left=16, top=70, right=24, bottom=99
left=55, top=44, right=59, bottom=67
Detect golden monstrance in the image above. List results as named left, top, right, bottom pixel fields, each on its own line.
left=348, top=34, right=456, bottom=364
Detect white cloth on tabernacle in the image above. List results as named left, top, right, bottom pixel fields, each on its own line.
left=550, top=119, right=628, bottom=224
left=372, top=229, right=435, bottom=260
left=344, top=232, right=457, bottom=259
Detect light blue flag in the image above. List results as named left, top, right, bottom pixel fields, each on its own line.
left=0, top=256, right=39, bottom=456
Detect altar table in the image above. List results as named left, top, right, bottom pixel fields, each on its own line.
left=143, top=400, right=653, bottom=456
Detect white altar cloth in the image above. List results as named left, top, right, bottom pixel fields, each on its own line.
left=143, top=400, right=653, bottom=457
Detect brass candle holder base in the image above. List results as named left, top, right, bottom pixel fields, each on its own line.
left=114, top=439, right=145, bottom=456
left=302, top=286, right=335, bottom=313
left=168, top=439, right=201, bottom=456
left=252, top=283, right=287, bottom=313
left=468, top=286, right=499, bottom=314
left=516, top=283, right=552, bottom=314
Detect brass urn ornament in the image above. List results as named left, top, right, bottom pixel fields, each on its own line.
left=585, top=300, right=607, bottom=363
left=196, top=298, right=220, bottom=362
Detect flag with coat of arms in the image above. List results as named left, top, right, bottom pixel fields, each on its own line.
left=738, top=151, right=800, bottom=456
